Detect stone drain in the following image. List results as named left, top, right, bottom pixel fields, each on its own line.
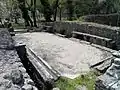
left=15, top=42, right=60, bottom=90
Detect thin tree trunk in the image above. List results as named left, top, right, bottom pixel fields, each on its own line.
left=15, top=18, right=18, bottom=24
left=54, top=0, right=59, bottom=21
left=33, top=0, right=37, bottom=27
left=17, top=0, right=33, bottom=27
left=59, top=7, right=62, bottom=21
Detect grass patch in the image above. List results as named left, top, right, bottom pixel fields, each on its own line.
left=55, top=71, right=99, bottom=90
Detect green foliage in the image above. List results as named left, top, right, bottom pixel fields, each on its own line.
left=92, top=0, right=120, bottom=14
left=55, top=72, right=97, bottom=90
left=74, top=0, right=96, bottom=18
left=40, top=0, right=52, bottom=21
left=66, top=0, right=74, bottom=20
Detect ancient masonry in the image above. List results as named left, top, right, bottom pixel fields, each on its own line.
left=96, top=51, right=120, bottom=90
left=40, top=21, right=120, bottom=90
left=0, top=28, right=38, bottom=90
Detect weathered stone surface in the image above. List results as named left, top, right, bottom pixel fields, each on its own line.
left=0, top=29, right=38, bottom=90
left=22, top=84, right=33, bottom=90
left=0, top=28, right=14, bottom=49
left=24, top=73, right=30, bottom=78
left=11, top=70, right=24, bottom=85
left=24, top=79, right=34, bottom=86
left=9, top=85, right=21, bottom=90
left=33, top=86, right=38, bottom=90
left=2, top=80, right=12, bottom=88
left=19, top=67, right=26, bottom=73
left=96, top=51, right=120, bottom=90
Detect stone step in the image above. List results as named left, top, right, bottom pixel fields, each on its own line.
left=72, top=31, right=116, bottom=49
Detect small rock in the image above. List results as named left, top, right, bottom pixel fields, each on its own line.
left=76, top=85, right=88, bottom=90
left=19, top=67, right=26, bottom=73
left=3, top=73, right=11, bottom=79
left=15, top=62, right=23, bottom=67
left=11, top=70, right=24, bottom=84
left=24, top=73, right=30, bottom=78
left=24, top=79, right=34, bottom=85
left=9, top=84, right=21, bottom=90
left=0, top=86, right=6, bottom=90
left=52, top=87, right=60, bottom=90
left=33, top=86, right=38, bottom=90
left=22, top=84, right=33, bottom=90
left=3, top=80, right=12, bottom=88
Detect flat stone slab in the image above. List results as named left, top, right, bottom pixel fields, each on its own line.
left=13, top=32, right=112, bottom=79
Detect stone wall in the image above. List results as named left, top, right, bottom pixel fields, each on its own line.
left=42, top=21, right=120, bottom=50
left=0, top=28, right=38, bottom=90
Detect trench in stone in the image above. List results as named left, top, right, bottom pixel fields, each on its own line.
left=15, top=44, right=53, bottom=90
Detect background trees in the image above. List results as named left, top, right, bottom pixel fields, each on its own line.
left=1, top=0, right=120, bottom=24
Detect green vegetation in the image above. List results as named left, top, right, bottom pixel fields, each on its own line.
left=55, top=71, right=99, bottom=90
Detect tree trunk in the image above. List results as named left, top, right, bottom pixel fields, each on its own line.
left=17, top=0, right=33, bottom=27
left=54, top=0, right=59, bottom=21
left=15, top=18, right=19, bottom=24
left=66, top=0, right=74, bottom=21
left=33, top=0, right=37, bottom=27
left=59, top=7, right=62, bottom=21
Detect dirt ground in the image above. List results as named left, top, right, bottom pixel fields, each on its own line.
left=13, top=32, right=112, bottom=79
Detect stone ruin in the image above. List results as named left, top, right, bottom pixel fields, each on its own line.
left=0, top=28, right=38, bottom=90
left=96, top=51, right=120, bottom=90
left=1, top=20, right=120, bottom=90
left=40, top=21, right=120, bottom=90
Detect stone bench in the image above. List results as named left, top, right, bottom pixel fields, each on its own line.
left=72, top=31, right=116, bottom=49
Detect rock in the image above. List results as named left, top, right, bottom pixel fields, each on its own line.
left=95, top=51, right=120, bottom=90
left=52, top=87, right=60, bottom=90
left=24, top=79, right=34, bottom=86
left=112, top=51, right=120, bottom=58
left=75, top=85, right=88, bottom=90
left=0, top=86, right=6, bottom=90
left=33, top=86, right=38, bottom=90
left=15, top=62, right=23, bottom=67
left=2, top=80, right=12, bottom=88
left=24, top=73, right=30, bottom=78
left=22, top=84, right=33, bottom=90
left=3, top=73, right=11, bottom=79
left=11, top=70, right=24, bottom=84
left=9, top=85, right=21, bottom=90
left=19, top=67, right=26, bottom=73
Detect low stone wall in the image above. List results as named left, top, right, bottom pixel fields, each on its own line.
left=0, top=28, right=38, bottom=90
left=41, top=21, right=120, bottom=50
